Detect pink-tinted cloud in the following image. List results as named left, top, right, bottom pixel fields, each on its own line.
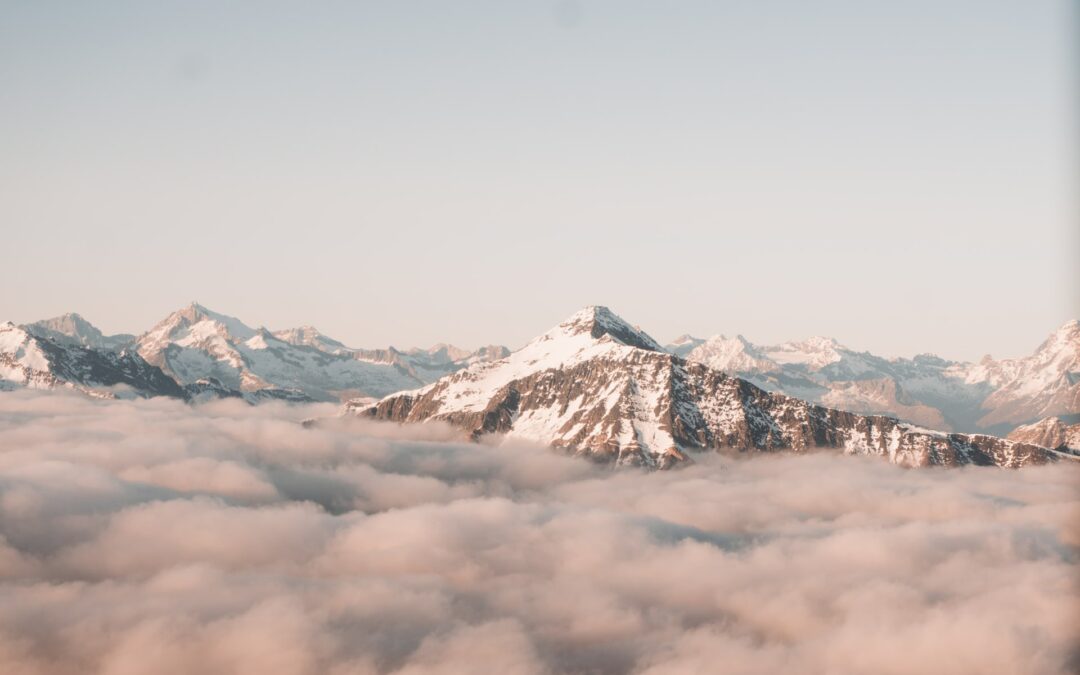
left=0, top=390, right=1077, bottom=674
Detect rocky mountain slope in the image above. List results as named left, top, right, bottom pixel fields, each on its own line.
left=350, top=307, right=1053, bottom=469
left=672, top=319, right=1079, bottom=434
left=0, top=322, right=184, bottom=399
left=1007, top=416, right=1080, bottom=456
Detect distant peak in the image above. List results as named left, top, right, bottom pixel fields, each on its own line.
left=804, top=335, right=841, bottom=349
left=557, top=306, right=663, bottom=352
left=670, top=334, right=699, bottom=344
left=1036, top=319, right=1080, bottom=354
left=151, top=302, right=255, bottom=339
left=1054, top=319, right=1079, bottom=336
left=38, top=312, right=90, bottom=325
left=720, top=333, right=754, bottom=345
left=171, top=301, right=211, bottom=320
left=426, top=343, right=471, bottom=361
left=27, top=312, right=106, bottom=340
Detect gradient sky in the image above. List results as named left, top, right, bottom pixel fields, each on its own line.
left=1, top=0, right=1076, bottom=360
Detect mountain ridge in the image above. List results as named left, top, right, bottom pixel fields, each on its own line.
left=670, top=318, right=1080, bottom=434
left=3, top=305, right=1076, bottom=443
left=349, top=307, right=1056, bottom=470
left=7, top=303, right=510, bottom=403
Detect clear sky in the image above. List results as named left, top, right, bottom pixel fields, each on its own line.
left=1, top=1, right=1076, bottom=360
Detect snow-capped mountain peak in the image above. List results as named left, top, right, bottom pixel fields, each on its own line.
left=420, top=343, right=473, bottom=362
left=688, top=334, right=776, bottom=374
left=380, top=307, right=656, bottom=416
left=970, top=318, right=1080, bottom=429
left=770, top=336, right=845, bottom=368
left=128, top=304, right=514, bottom=403
left=1007, top=416, right=1080, bottom=453
left=1037, top=319, right=1080, bottom=363
left=350, top=308, right=1055, bottom=470
left=550, top=305, right=663, bottom=352
left=271, top=325, right=351, bottom=354
left=1, top=321, right=184, bottom=398
left=665, top=334, right=705, bottom=358
left=0, top=323, right=51, bottom=374
left=155, top=302, right=256, bottom=341
left=23, top=313, right=134, bottom=351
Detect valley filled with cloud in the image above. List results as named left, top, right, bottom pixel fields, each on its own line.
left=0, top=391, right=1076, bottom=675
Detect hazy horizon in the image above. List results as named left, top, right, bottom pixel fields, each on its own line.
left=2, top=0, right=1077, bottom=361
left=7, top=300, right=1079, bottom=364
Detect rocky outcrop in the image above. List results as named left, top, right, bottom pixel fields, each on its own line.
left=1007, top=416, right=1080, bottom=455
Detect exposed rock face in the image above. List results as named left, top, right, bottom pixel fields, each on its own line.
left=1007, top=416, right=1080, bottom=455
left=671, top=319, right=1080, bottom=435
left=0, top=322, right=184, bottom=399
left=350, top=307, right=1053, bottom=469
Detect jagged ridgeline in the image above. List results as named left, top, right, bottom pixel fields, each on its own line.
left=2, top=305, right=509, bottom=403
left=350, top=307, right=1057, bottom=469
left=3, top=305, right=1077, bottom=469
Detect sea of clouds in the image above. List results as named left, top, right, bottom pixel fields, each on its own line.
left=0, top=389, right=1077, bottom=675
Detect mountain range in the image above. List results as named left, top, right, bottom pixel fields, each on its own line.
left=352, top=307, right=1060, bottom=469
left=668, top=319, right=1080, bottom=435
left=2, top=303, right=507, bottom=403
left=2, top=303, right=1077, bottom=467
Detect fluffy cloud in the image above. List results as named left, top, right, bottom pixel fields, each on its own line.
left=0, top=390, right=1077, bottom=674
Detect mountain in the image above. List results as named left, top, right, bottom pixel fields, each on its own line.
left=23, top=313, right=134, bottom=351
left=671, top=320, right=1080, bottom=434
left=271, top=325, right=352, bottom=354
left=966, top=320, right=1080, bottom=431
left=1007, top=416, right=1080, bottom=456
left=134, top=302, right=509, bottom=403
left=4, top=304, right=1074, bottom=433
left=0, top=322, right=185, bottom=399
left=665, top=334, right=704, bottom=358
left=349, top=307, right=1053, bottom=469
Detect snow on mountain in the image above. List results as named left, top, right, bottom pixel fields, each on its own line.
left=6, top=303, right=1074, bottom=434
left=678, top=321, right=1079, bottom=434
left=135, top=303, right=410, bottom=402
left=341, top=343, right=512, bottom=384
left=0, top=322, right=184, bottom=399
left=663, top=334, right=704, bottom=358
left=348, top=307, right=1052, bottom=470
left=969, top=320, right=1080, bottom=430
left=271, top=326, right=352, bottom=355
left=1006, top=416, right=1080, bottom=455
left=134, top=302, right=509, bottom=403
left=23, top=313, right=134, bottom=351
left=684, top=334, right=779, bottom=374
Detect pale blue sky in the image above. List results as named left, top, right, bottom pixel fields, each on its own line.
left=1, top=1, right=1076, bottom=360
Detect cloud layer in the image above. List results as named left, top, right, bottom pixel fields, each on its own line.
left=0, top=390, right=1077, bottom=674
